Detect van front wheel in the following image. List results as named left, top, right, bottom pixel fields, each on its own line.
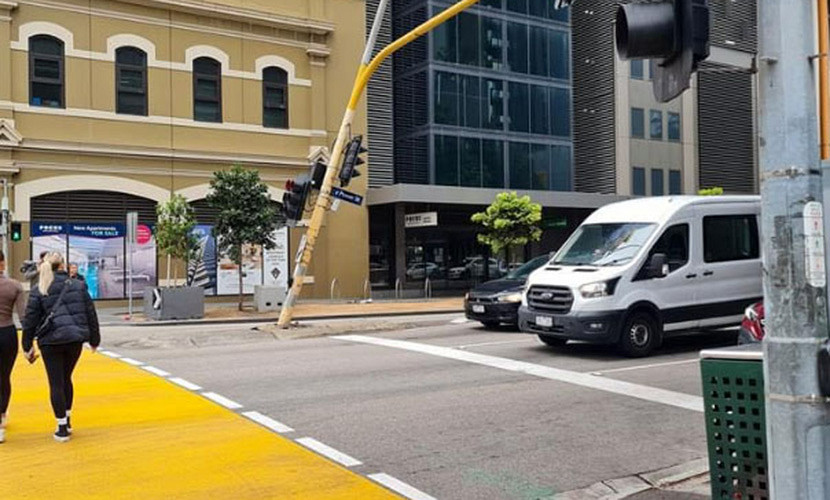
left=618, top=312, right=660, bottom=358
left=538, top=335, right=567, bottom=348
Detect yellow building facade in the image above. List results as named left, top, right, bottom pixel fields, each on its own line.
left=0, top=0, right=370, bottom=299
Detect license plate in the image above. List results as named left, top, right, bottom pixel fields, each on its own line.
left=472, top=305, right=485, bottom=314
left=536, top=315, right=554, bottom=328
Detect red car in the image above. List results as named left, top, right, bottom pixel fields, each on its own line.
left=739, top=301, right=764, bottom=344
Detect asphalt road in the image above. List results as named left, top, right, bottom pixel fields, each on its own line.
left=104, top=316, right=732, bottom=500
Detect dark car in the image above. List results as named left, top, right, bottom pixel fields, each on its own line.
left=738, top=301, right=764, bottom=344
left=464, top=253, right=552, bottom=328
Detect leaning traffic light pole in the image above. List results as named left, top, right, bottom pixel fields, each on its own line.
left=277, top=0, right=490, bottom=327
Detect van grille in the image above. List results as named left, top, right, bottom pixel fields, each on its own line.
left=527, top=286, right=573, bottom=314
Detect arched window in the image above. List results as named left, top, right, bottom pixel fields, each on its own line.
left=193, top=57, right=222, bottom=123
left=262, top=66, right=288, bottom=129
left=29, top=35, right=64, bottom=108
left=116, top=47, right=148, bottom=116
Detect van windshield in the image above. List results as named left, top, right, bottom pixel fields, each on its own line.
left=554, top=223, right=656, bottom=267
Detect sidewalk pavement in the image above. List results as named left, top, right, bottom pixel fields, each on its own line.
left=4, top=347, right=401, bottom=499
left=98, top=297, right=465, bottom=326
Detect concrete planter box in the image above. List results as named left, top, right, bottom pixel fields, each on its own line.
left=144, top=286, right=205, bottom=321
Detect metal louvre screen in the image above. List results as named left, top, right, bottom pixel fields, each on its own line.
left=31, top=190, right=157, bottom=224
left=367, top=0, right=395, bottom=187
left=698, top=69, right=756, bottom=193
left=571, top=0, right=617, bottom=194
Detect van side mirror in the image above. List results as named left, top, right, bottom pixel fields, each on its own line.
left=648, top=253, right=669, bottom=278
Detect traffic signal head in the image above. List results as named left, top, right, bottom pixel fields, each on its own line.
left=10, top=222, right=21, bottom=242
left=282, top=174, right=312, bottom=227
left=310, top=160, right=327, bottom=190
left=339, top=135, right=367, bottom=188
left=616, top=0, right=710, bottom=103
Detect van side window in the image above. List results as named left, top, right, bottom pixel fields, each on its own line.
left=703, top=215, right=759, bottom=263
left=648, top=224, right=689, bottom=273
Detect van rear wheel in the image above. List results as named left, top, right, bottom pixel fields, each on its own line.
left=538, top=335, right=567, bottom=348
left=618, top=312, right=660, bottom=358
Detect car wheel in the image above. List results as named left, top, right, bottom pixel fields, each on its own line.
left=481, top=321, right=500, bottom=329
left=618, top=311, right=661, bottom=358
left=537, top=335, right=567, bottom=347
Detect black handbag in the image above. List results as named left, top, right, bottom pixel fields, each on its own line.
left=34, top=281, right=71, bottom=338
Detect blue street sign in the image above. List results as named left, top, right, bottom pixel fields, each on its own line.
left=331, top=187, right=364, bottom=206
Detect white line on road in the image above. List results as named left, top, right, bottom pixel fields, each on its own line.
left=99, top=350, right=122, bottom=358
left=455, top=338, right=535, bottom=350
left=590, top=358, right=699, bottom=376
left=202, top=392, right=244, bottom=410
left=241, top=411, right=294, bottom=434
left=169, top=377, right=202, bottom=391
left=335, top=335, right=704, bottom=413
left=368, top=473, right=437, bottom=500
left=450, top=317, right=470, bottom=324
left=141, top=365, right=171, bottom=377
left=120, top=357, right=144, bottom=366
left=296, top=437, right=363, bottom=467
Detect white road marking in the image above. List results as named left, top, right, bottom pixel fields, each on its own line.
left=169, top=377, right=202, bottom=391
left=450, top=317, right=470, bottom=324
left=241, top=411, right=294, bottom=434
left=455, top=338, right=535, bottom=350
left=202, top=392, right=243, bottom=410
left=141, top=365, right=171, bottom=377
left=99, top=350, right=122, bottom=358
left=369, top=473, right=437, bottom=500
left=120, top=357, right=144, bottom=366
left=590, top=358, right=699, bottom=376
left=296, top=437, right=363, bottom=467
left=336, top=335, right=704, bottom=413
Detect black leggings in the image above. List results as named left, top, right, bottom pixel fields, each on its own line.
left=0, top=325, right=17, bottom=415
left=40, top=343, right=83, bottom=419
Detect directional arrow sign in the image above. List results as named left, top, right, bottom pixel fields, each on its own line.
left=331, top=188, right=364, bottom=206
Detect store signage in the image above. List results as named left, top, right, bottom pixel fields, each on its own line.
left=405, top=212, right=438, bottom=228
left=331, top=187, right=364, bottom=206
left=542, top=216, right=568, bottom=229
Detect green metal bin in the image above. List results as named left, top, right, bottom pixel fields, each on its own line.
left=700, top=345, right=769, bottom=500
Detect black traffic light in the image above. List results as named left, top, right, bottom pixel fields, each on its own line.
left=616, top=0, right=709, bottom=103
left=310, top=160, right=327, bottom=190
left=10, top=222, right=21, bottom=242
left=282, top=174, right=312, bottom=227
left=339, top=135, right=367, bottom=188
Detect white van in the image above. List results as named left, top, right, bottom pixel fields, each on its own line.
left=519, top=196, right=762, bottom=357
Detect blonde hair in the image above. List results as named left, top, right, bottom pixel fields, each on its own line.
left=38, top=252, right=65, bottom=295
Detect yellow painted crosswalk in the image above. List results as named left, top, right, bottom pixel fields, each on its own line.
left=3, top=347, right=400, bottom=500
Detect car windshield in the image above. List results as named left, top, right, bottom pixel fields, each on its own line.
left=554, top=223, right=656, bottom=267
left=505, top=254, right=551, bottom=280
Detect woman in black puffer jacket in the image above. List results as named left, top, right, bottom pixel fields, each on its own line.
left=22, top=252, right=100, bottom=443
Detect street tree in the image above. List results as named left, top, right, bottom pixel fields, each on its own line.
left=155, top=194, right=197, bottom=287
left=471, top=192, right=543, bottom=266
left=207, top=165, right=280, bottom=311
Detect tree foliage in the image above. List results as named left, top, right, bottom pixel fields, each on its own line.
left=155, top=194, right=197, bottom=284
left=698, top=186, right=724, bottom=196
left=471, top=192, right=543, bottom=257
left=207, top=165, right=281, bottom=309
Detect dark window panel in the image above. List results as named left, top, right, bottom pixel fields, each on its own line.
left=434, top=135, right=459, bottom=186
left=528, top=0, right=547, bottom=17
left=651, top=169, right=664, bottom=196
left=703, top=215, right=760, bottom=263
left=481, top=16, right=503, bottom=70
left=434, top=71, right=459, bottom=125
left=460, top=137, right=482, bottom=187
left=461, top=75, right=481, bottom=128
left=482, top=78, right=504, bottom=129
left=508, top=81, right=529, bottom=132
left=529, top=26, right=549, bottom=76
left=551, top=145, right=572, bottom=191
left=432, top=14, right=457, bottom=62
left=509, top=142, right=530, bottom=189
left=30, top=82, right=62, bottom=107
left=632, top=167, right=646, bottom=195
left=549, top=29, right=570, bottom=79
left=650, top=110, right=663, bottom=139
left=507, top=22, right=528, bottom=74
left=631, top=60, right=644, bottom=80
left=531, top=143, right=550, bottom=190
left=550, top=87, right=571, bottom=137
left=458, top=12, right=480, bottom=66
left=193, top=56, right=222, bottom=123
left=549, top=5, right=569, bottom=22
left=631, top=107, right=645, bottom=138
left=531, top=85, right=549, bottom=135
left=506, top=0, right=527, bottom=14
left=669, top=170, right=682, bottom=194
left=482, top=140, right=504, bottom=188
left=263, top=66, right=288, bottom=128
left=29, top=35, right=64, bottom=108
left=668, top=112, right=681, bottom=141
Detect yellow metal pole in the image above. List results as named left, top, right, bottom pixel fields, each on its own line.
left=819, top=0, right=830, bottom=159
left=277, top=0, right=481, bottom=327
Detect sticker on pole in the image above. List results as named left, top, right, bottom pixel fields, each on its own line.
left=803, top=201, right=826, bottom=288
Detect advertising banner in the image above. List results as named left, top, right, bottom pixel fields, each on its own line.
left=128, top=223, right=157, bottom=298
left=32, top=223, right=68, bottom=261
left=188, top=225, right=218, bottom=295
left=217, top=243, right=263, bottom=296
left=263, top=227, right=289, bottom=289
left=68, top=223, right=126, bottom=299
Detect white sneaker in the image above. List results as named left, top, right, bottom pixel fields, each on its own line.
left=0, top=413, right=7, bottom=428
left=0, top=428, right=5, bottom=443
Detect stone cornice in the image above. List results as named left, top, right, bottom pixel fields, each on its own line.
left=116, top=0, right=334, bottom=36
left=0, top=1, right=18, bottom=12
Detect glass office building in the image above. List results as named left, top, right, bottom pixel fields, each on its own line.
left=366, top=0, right=611, bottom=296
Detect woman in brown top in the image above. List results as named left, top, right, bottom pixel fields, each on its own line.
left=0, top=250, right=26, bottom=444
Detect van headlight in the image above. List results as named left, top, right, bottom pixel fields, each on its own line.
left=579, top=279, right=620, bottom=299
left=496, top=290, right=524, bottom=303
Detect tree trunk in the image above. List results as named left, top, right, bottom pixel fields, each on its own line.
left=173, top=259, right=178, bottom=287
left=238, top=245, right=244, bottom=312
left=166, top=254, right=171, bottom=288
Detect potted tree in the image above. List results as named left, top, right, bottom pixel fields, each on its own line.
left=144, top=194, right=204, bottom=320
left=207, top=165, right=281, bottom=311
